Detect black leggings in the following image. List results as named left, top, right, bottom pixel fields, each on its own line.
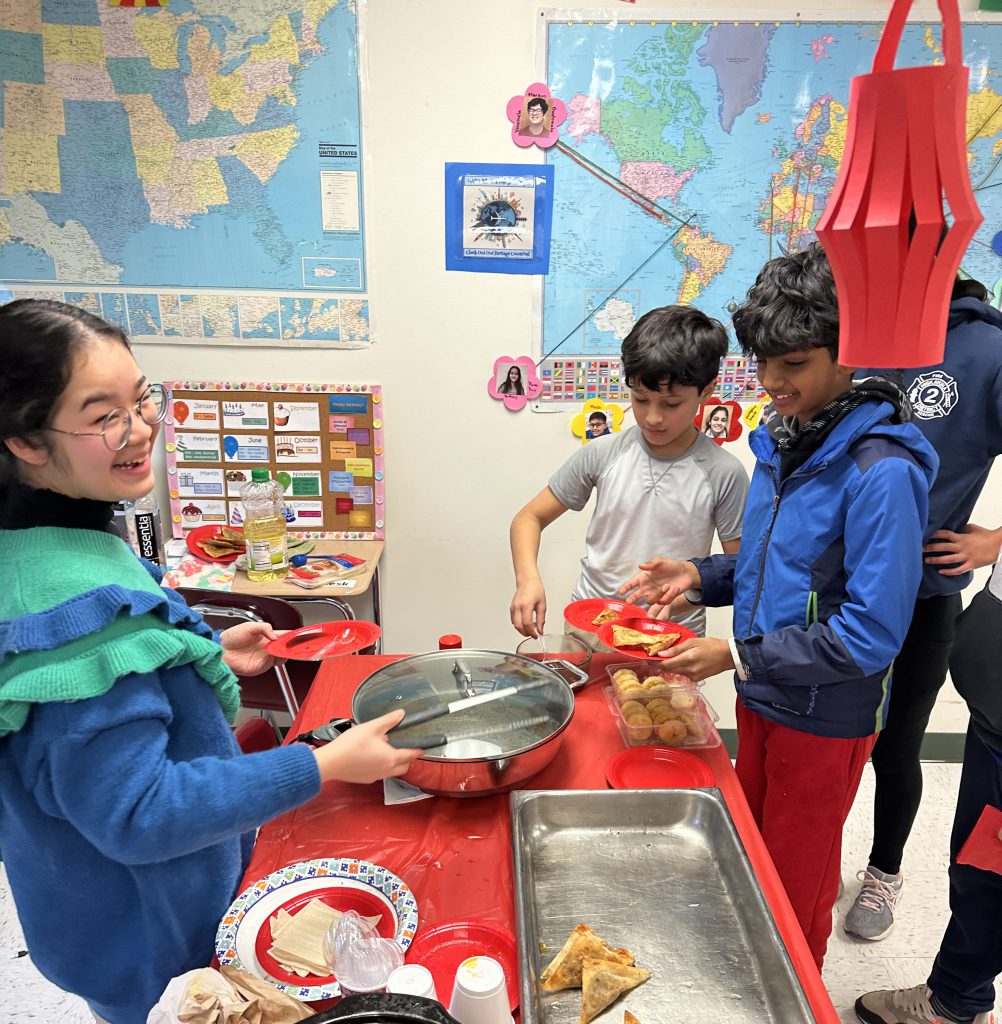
left=868, top=592, right=963, bottom=875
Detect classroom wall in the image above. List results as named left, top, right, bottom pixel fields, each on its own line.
left=140, top=0, right=1002, bottom=732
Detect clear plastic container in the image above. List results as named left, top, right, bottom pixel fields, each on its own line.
left=239, top=468, right=288, bottom=581
left=604, top=662, right=719, bottom=749
left=323, top=909, right=404, bottom=994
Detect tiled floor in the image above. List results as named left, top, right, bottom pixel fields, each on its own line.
left=1, top=762, right=999, bottom=1023
left=827, top=762, right=1002, bottom=1023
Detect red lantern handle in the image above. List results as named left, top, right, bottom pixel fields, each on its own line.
left=872, top=0, right=962, bottom=71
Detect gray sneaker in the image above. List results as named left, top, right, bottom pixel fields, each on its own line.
left=844, top=865, right=903, bottom=940
left=856, top=983, right=996, bottom=1024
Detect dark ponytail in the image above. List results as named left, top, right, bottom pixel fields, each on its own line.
left=0, top=300, right=131, bottom=489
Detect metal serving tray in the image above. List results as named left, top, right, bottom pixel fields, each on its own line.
left=511, top=789, right=815, bottom=1023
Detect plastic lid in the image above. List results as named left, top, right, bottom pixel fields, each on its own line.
left=251, top=467, right=270, bottom=481
left=438, top=634, right=463, bottom=649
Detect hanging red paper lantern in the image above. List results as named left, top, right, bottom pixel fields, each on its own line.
left=815, top=0, right=982, bottom=368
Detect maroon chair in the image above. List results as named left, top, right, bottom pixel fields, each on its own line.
left=177, top=589, right=317, bottom=723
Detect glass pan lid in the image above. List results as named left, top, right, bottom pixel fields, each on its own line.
left=352, top=649, right=574, bottom=758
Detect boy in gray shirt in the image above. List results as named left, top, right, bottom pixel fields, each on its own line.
left=509, top=305, right=748, bottom=638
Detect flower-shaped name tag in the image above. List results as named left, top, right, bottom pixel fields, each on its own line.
left=694, top=399, right=743, bottom=445
left=571, top=398, right=626, bottom=444
left=488, top=356, right=541, bottom=411
left=507, top=83, right=567, bottom=149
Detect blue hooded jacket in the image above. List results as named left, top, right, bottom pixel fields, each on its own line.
left=692, top=399, right=938, bottom=738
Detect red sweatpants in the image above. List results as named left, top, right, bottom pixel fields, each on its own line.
left=735, top=700, right=877, bottom=970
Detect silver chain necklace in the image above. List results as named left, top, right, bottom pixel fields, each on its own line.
left=647, top=456, right=672, bottom=493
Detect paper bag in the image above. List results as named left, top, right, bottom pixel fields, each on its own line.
left=146, top=966, right=312, bottom=1024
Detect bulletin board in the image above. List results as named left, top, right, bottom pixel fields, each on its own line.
left=161, top=382, right=384, bottom=541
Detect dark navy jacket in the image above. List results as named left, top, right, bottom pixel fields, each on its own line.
left=899, top=298, right=1002, bottom=597
left=692, top=400, right=938, bottom=738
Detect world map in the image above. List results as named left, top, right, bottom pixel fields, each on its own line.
left=541, top=18, right=1002, bottom=361
left=0, top=0, right=368, bottom=345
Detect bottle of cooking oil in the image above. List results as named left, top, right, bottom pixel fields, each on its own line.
left=240, top=468, right=289, bottom=582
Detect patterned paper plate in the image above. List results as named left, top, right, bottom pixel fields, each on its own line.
left=215, top=857, right=419, bottom=1001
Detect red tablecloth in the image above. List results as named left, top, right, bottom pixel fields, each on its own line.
left=242, top=654, right=838, bottom=1022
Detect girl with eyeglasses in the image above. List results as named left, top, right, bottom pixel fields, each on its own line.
left=0, top=300, right=422, bottom=1023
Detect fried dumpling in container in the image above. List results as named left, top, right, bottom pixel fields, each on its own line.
left=578, top=957, right=650, bottom=1024
left=539, top=923, right=634, bottom=992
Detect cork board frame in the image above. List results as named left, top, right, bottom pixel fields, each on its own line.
left=162, top=381, right=384, bottom=540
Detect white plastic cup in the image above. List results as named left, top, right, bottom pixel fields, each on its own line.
left=447, top=956, right=514, bottom=1024
left=387, top=963, right=438, bottom=1001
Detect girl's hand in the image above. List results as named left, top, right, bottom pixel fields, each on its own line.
left=220, top=621, right=281, bottom=676
left=312, top=710, right=423, bottom=784
left=619, top=559, right=700, bottom=609
left=656, top=637, right=734, bottom=681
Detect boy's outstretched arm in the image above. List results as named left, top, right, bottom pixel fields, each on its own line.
left=656, top=537, right=740, bottom=621
left=510, top=486, right=569, bottom=638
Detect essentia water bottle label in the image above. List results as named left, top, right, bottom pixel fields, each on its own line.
left=134, top=510, right=161, bottom=563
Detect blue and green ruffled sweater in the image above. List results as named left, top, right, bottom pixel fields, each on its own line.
left=0, top=487, right=321, bottom=1024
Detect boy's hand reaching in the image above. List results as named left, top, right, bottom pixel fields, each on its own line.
left=312, top=710, right=423, bottom=784
left=656, top=637, right=734, bottom=681
left=619, top=558, right=700, bottom=613
left=511, top=578, right=546, bottom=638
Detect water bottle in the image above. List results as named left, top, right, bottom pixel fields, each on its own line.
left=125, top=492, right=164, bottom=564
left=240, top=468, right=289, bottom=582
left=109, top=501, right=131, bottom=546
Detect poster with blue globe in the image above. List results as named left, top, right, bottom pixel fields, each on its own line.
left=444, top=163, right=555, bottom=274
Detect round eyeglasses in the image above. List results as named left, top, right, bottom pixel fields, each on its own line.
left=47, top=384, right=170, bottom=452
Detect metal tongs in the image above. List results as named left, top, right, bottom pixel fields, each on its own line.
left=293, top=676, right=554, bottom=750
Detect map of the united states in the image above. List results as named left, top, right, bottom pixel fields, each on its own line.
left=0, top=0, right=363, bottom=304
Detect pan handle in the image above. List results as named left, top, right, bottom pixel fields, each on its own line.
left=548, top=659, right=591, bottom=691
left=387, top=702, right=450, bottom=731
left=387, top=733, right=447, bottom=750
left=292, top=717, right=447, bottom=750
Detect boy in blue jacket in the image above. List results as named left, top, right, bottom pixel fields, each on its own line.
left=621, top=243, right=938, bottom=969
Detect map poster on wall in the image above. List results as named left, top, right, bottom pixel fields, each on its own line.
left=0, top=1, right=370, bottom=349
left=162, top=382, right=384, bottom=540
left=535, top=13, right=1002, bottom=401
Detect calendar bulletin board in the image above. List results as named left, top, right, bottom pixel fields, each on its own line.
left=162, top=382, right=384, bottom=541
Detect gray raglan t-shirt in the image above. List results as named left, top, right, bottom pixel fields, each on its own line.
left=549, top=426, right=749, bottom=635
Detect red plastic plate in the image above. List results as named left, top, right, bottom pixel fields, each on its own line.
left=185, top=523, right=243, bottom=564
left=606, top=746, right=716, bottom=789
left=255, top=884, right=398, bottom=986
left=265, top=621, right=381, bottom=661
left=596, top=617, right=697, bottom=660
left=405, top=919, right=519, bottom=1011
left=563, top=598, right=647, bottom=633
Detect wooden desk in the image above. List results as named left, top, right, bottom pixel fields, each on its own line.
left=228, top=540, right=384, bottom=651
